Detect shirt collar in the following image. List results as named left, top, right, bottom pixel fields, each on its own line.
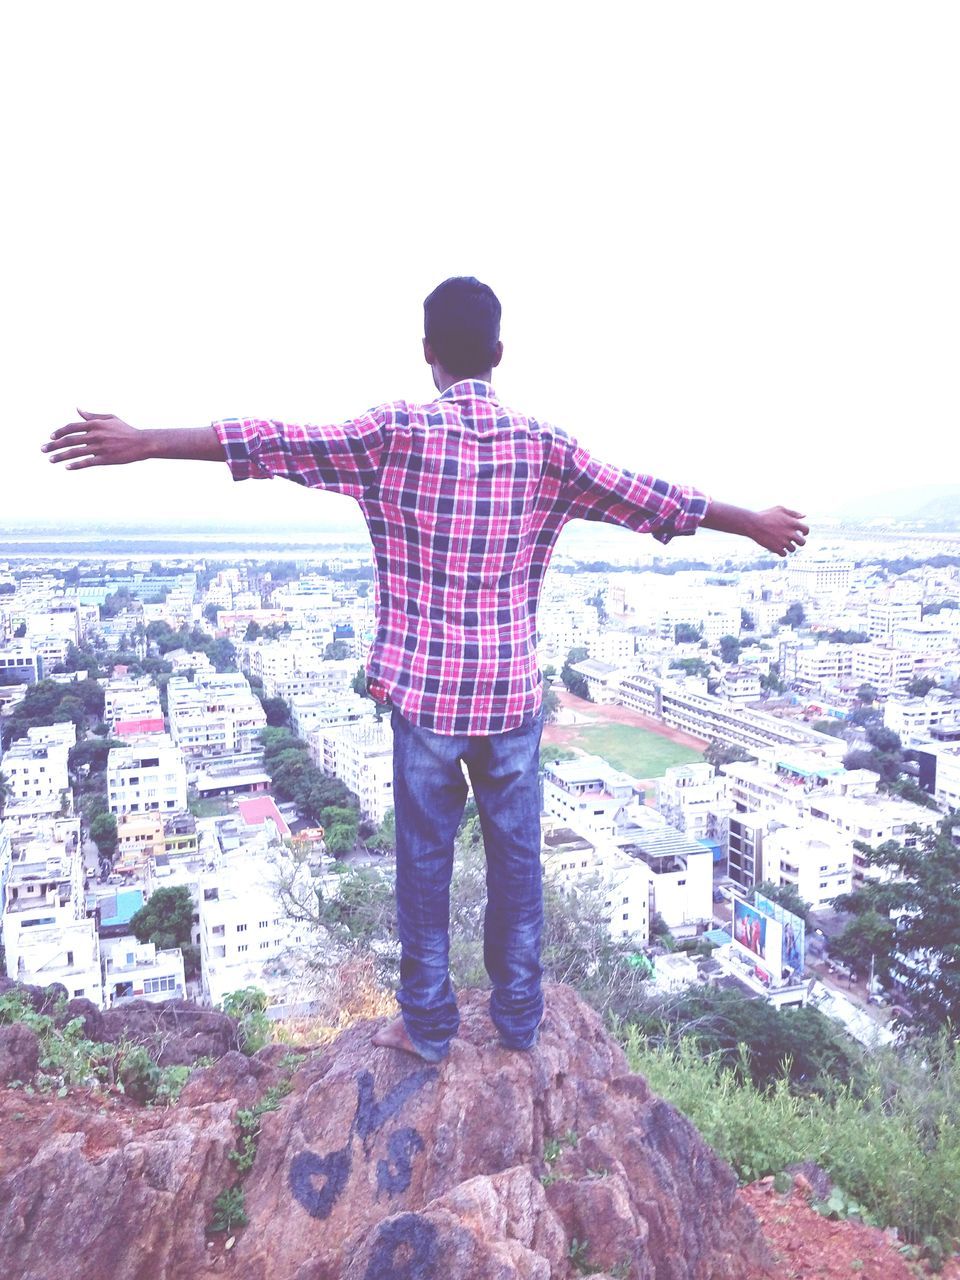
left=439, top=379, right=499, bottom=403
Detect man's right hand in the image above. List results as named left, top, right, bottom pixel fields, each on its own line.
left=43, top=410, right=152, bottom=470
left=43, top=413, right=225, bottom=469
left=748, top=507, right=809, bottom=557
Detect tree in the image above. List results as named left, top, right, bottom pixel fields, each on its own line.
left=833, top=818, right=960, bottom=1035
left=670, top=657, right=711, bottom=678
left=906, top=676, right=937, bottom=698
left=541, top=685, right=560, bottom=723
left=89, top=812, right=118, bottom=860
left=750, top=880, right=811, bottom=925
left=366, top=808, right=396, bottom=853
left=324, top=640, right=351, bottom=661
left=629, top=985, right=863, bottom=1097
left=130, top=885, right=195, bottom=952
left=812, top=719, right=845, bottom=738
left=352, top=667, right=369, bottom=698
left=779, top=602, right=805, bottom=628
left=244, top=620, right=262, bottom=642
left=674, top=623, right=702, bottom=644
left=560, top=646, right=590, bottom=700
left=261, top=696, right=291, bottom=728
left=856, top=683, right=878, bottom=705
left=703, top=741, right=754, bottom=771
left=0, top=771, right=11, bottom=818
left=865, top=723, right=902, bottom=755
left=830, top=910, right=897, bottom=984
left=203, top=604, right=219, bottom=624
left=718, top=635, right=742, bottom=665
left=740, top=608, right=755, bottom=632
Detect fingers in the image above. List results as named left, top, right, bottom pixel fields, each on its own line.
left=45, top=422, right=94, bottom=444
left=77, top=408, right=114, bottom=420
left=46, top=444, right=98, bottom=465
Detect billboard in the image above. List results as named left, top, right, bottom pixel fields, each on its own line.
left=731, top=897, right=782, bottom=976
left=754, top=891, right=805, bottom=976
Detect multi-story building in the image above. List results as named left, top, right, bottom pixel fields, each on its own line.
left=0, top=643, right=43, bottom=685
left=0, top=723, right=73, bottom=817
left=198, top=847, right=314, bottom=1009
left=107, top=736, right=188, bottom=817
left=779, top=641, right=859, bottom=690
left=309, top=718, right=393, bottom=823
left=850, top=643, right=916, bottom=696
left=917, top=739, right=960, bottom=811
left=727, top=814, right=765, bottom=890
left=103, top=675, right=164, bottom=735
left=114, top=812, right=165, bottom=876
left=101, top=935, right=186, bottom=1006
left=289, top=691, right=371, bottom=740
left=716, top=667, right=762, bottom=703
left=167, top=672, right=266, bottom=762
left=884, top=690, right=960, bottom=744
left=759, top=822, right=853, bottom=911
left=788, top=561, right=853, bottom=596
left=2, top=817, right=103, bottom=1004
left=656, top=762, right=729, bottom=854
left=542, top=754, right=641, bottom=838
left=540, top=821, right=650, bottom=943
left=612, top=815, right=713, bottom=935
left=867, top=593, right=922, bottom=640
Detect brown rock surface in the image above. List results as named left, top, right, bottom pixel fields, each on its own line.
left=0, top=984, right=773, bottom=1279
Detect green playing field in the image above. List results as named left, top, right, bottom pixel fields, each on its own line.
left=546, top=723, right=704, bottom=779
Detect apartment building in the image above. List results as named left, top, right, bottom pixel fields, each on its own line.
left=867, top=593, right=922, bottom=640
left=114, top=812, right=165, bottom=876
left=167, top=672, right=266, bottom=762
left=0, top=723, right=73, bottom=816
left=107, top=735, right=188, bottom=817
left=2, top=817, right=103, bottom=1004
left=101, top=935, right=186, bottom=1006
left=309, top=718, right=393, bottom=823
left=850, top=643, right=916, bottom=696
left=540, top=821, right=650, bottom=943
left=289, top=690, right=371, bottom=740
left=727, top=814, right=766, bottom=890
left=198, top=848, right=313, bottom=1009
left=569, top=658, right=634, bottom=704
left=656, top=762, right=729, bottom=851
left=542, top=754, right=641, bottom=839
left=788, top=561, right=853, bottom=595
left=612, top=816, right=713, bottom=935
left=804, top=790, right=939, bottom=889
left=759, top=823, right=853, bottom=911
left=716, top=667, right=762, bottom=703
left=779, top=641, right=859, bottom=690
left=885, top=690, right=960, bottom=744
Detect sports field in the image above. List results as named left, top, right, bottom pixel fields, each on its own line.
left=545, top=722, right=703, bottom=779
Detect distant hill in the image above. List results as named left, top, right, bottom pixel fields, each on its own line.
left=833, top=484, right=960, bottom=523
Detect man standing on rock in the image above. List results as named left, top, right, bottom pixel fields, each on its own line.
left=43, top=276, right=808, bottom=1062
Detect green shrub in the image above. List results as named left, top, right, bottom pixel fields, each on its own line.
left=621, top=1028, right=960, bottom=1251
left=220, top=988, right=271, bottom=1055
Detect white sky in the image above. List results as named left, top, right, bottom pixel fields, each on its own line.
left=3, top=2, right=958, bottom=536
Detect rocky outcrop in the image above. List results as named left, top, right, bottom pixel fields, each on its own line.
left=0, top=1022, right=40, bottom=1084
left=0, top=984, right=773, bottom=1280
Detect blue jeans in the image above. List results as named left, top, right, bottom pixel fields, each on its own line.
left=391, top=706, right=545, bottom=1060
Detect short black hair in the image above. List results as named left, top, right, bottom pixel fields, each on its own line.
left=423, top=276, right=501, bottom=379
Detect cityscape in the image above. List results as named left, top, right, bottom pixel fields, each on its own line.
left=2, top=512, right=958, bottom=1046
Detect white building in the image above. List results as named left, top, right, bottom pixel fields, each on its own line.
left=101, top=935, right=186, bottom=1005
left=610, top=810, right=713, bottom=935
left=0, top=723, right=73, bottom=817
left=289, top=690, right=372, bottom=740
left=542, top=754, right=642, bottom=839
left=198, top=846, right=316, bottom=1009
left=657, top=761, right=729, bottom=849
left=788, top=561, right=853, bottom=596
left=885, top=690, right=960, bottom=744
left=167, top=672, right=267, bottom=762
left=107, top=735, right=188, bottom=817
left=540, top=821, right=650, bottom=943
left=309, top=718, right=394, bottom=823
left=759, top=822, right=853, bottom=911
left=2, top=817, right=103, bottom=1004
left=867, top=593, right=922, bottom=640
left=851, top=643, right=916, bottom=696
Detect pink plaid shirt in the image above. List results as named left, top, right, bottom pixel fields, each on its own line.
left=214, top=381, right=708, bottom=735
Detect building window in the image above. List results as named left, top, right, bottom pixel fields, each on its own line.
left=67, top=950, right=74, bottom=965
left=237, top=944, right=248, bottom=953
left=237, top=923, right=248, bottom=933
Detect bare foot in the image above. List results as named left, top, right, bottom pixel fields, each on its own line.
left=372, top=1017, right=443, bottom=1062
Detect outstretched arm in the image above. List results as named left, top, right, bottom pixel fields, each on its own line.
left=43, top=410, right=225, bottom=469
left=701, top=501, right=808, bottom=557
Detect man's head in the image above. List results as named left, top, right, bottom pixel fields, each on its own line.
left=423, top=276, right=503, bottom=389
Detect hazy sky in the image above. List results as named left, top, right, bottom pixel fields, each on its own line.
left=4, top=2, right=958, bottom=539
